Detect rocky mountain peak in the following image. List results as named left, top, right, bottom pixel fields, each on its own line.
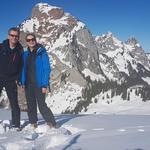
left=32, top=2, right=83, bottom=28
left=126, top=37, right=140, bottom=48
left=32, top=3, right=64, bottom=20
left=95, top=32, right=113, bottom=42
left=20, top=3, right=85, bottom=50
left=103, top=32, right=113, bottom=38
left=97, top=32, right=122, bottom=45
left=95, top=32, right=123, bottom=54
left=125, top=37, right=149, bottom=68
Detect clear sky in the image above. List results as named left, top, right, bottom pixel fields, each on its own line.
left=0, top=0, right=150, bottom=52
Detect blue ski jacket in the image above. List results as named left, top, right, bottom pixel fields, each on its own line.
left=21, top=45, right=51, bottom=88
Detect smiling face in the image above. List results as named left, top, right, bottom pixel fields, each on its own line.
left=26, top=35, right=37, bottom=51
left=8, top=30, right=19, bottom=46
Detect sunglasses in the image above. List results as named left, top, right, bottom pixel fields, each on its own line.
left=9, top=34, right=19, bottom=38
left=26, top=38, right=36, bottom=42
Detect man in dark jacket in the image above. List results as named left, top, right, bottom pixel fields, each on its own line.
left=0, top=27, right=23, bottom=130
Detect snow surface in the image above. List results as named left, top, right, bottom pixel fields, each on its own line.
left=0, top=107, right=150, bottom=150
left=82, top=68, right=106, bottom=82
left=84, top=90, right=150, bottom=115
left=46, top=82, right=83, bottom=114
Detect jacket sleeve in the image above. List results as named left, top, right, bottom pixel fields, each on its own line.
left=41, top=52, right=51, bottom=87
left=20, top=52, right=27, bottom=85
left=17, top=51, right=23, bottom=84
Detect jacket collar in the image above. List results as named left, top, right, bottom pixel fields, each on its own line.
left=27, top=43, right=45, bottom=55
left=2, top=39, right=23, bottom=52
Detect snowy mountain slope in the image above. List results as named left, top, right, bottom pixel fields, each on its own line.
left=95, top=33, right=150, bottom=102
left=84, top=89, right=150, bottom=114
left=95, top=32, right=150, bottom=81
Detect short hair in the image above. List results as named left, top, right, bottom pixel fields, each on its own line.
left=25, top=33, right=36, bottom=41
left=8, top=27, right=20, bottom=35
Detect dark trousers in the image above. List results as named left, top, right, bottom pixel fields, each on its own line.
left=0, top=80, right=20, bottom=127
left=25, top=84, right=56, bottom=126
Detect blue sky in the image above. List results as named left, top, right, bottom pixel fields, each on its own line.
left=0, top=0, right=150, bottom=52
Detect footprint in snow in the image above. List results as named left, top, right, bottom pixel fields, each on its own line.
left=117, top=129, right=126, bottom=132
left=92, top=128, right=105, bottom=131
left=137, top=129, right=144, bottom=132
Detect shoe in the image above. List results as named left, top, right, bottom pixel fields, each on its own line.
left=47, top=122, right=59, bottom=129
left=10, top=127, right=21, bottom=132
left=24, top=123, right=37, bottom=133
left=47, top=122, right=53, bottom=129
left=28, top=123, right=37, bottom=132
left=31, top=123, right=37, bottom=128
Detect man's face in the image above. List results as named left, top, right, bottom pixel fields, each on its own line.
left=8, top=30, right=19, bottom=45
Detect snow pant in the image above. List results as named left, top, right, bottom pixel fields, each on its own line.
left=0, top=80, right=20, bottom=127
left=25, top=84, right=56, bottom=126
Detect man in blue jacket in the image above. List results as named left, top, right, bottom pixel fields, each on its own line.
left=21, top=33, right=56, bottom=129
left=0, top=27, right=23, bottom=130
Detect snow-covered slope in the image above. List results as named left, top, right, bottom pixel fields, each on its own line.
left=0, top=109, right=150, bottom=150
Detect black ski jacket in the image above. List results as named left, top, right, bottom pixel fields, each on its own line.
left=0, top=39, right=23, bottom=81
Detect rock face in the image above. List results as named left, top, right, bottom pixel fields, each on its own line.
left=95, top=33, right=150, bottom=82
left=1, top=3, right=150, bottom=113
